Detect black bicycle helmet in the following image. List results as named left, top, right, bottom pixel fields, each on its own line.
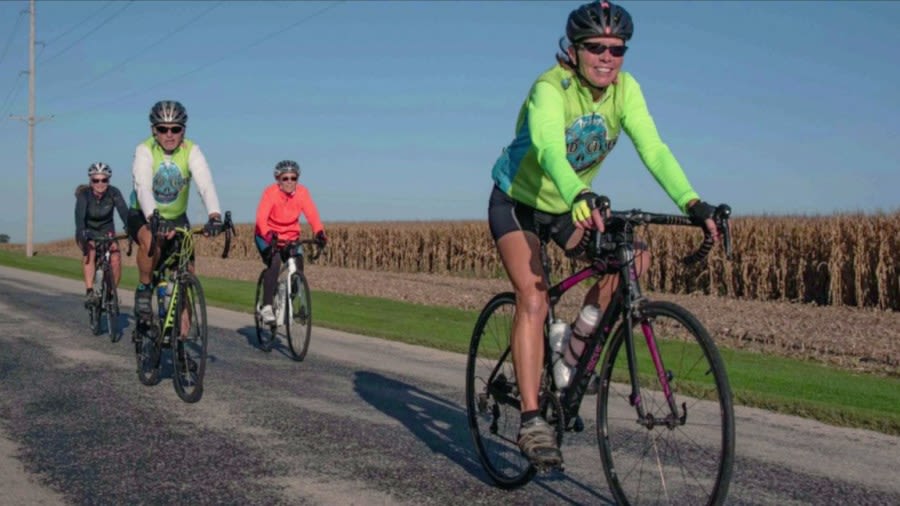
left=566, top=0, right=634, bottom=43
left=87, top=162, right=112, bottom=176
left=273, top=160, right=300, bottom=178
left=149, top=100, right=188, bottom=125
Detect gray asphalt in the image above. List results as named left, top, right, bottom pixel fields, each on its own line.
left=0, top=265, right=898, bottom=505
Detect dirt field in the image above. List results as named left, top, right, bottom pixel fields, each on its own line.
left=197, top=255, right=898, bottom=377
left=10, top=243, right=899, bottom=376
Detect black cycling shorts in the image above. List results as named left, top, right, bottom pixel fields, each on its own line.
left=488, top=185, right=578, bottom=250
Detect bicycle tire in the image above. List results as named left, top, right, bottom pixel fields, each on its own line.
left=466, top=292, right=536, bottom=489
left=172, top=273, right=208, bottom=403
left=596, top=300, right=735, bottom=506
left=285, top=272, right=311, bottom=361
left=254, top=270, right=275, bottom=352
left=104, top=269, right=120, bottom=343
left=88, top=293, right=102, bottom=335
left=135, top=322, right=162, bottom=386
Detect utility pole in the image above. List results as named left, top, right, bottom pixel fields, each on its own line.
left=11, top=0, right=51, bottom=257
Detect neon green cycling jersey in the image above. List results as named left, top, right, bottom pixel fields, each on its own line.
left=491, top=65, right=699, bottom=214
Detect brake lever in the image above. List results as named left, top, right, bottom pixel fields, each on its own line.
left=716, top=204, right=732, bottom=259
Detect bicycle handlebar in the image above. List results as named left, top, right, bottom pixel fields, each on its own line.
left=592, top=204, right=732, bottom=266
left=269, top=233, right=324, bottom=262
left=147, top=209, right=235, bottom=259
left=81, top=232, right=132, bottom=257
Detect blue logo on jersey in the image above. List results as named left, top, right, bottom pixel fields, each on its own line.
left=152, top=162, right=185, bottom=204
left=566, top=114, right=615, bottom=172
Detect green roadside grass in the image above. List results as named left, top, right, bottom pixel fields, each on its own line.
left=2, top=249, right=898, bottom=436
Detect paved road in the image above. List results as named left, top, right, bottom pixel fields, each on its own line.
left=0, top=265, right=898, bottom=505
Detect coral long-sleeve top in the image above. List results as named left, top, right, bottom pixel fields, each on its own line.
left=254, top=183, right=323, bottom=243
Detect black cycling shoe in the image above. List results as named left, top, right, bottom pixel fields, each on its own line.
left=134, top=285, right=153, bottom=320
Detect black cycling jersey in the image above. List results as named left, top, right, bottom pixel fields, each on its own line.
left=74, top=185, right=129, bottom=242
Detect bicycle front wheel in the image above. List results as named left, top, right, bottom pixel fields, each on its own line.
left=104, top=271, right=120, bottom=342
left=254, top=270, right=275, bottom=352
left=597, top=301, right=734, bottom=505
left=172, top=273, right=208, bottom=403
left=88, top=294, right=102, bottom=336
left=285, top=272, right=311, bottom=361
left=466, top=292, right=536, bottom=489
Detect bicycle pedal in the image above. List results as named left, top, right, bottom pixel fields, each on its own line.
left=566, top=415, right=585, bottom=433
left=535, top=462, right=565, bottom=474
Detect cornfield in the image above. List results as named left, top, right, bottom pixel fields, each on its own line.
left=31, top=212, right=900, bottom=311
left=201, top=213, right=900, bottom=310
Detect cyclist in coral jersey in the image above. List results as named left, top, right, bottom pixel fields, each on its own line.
left=254, top=159, right=327, bottom=325
left=127, top=100, right=225, bottom=323
left=488, top=0, right=719, bottom=467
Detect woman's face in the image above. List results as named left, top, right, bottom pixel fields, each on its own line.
left=568, top=35, right=627, bottom=89
left=89, top=174, right=110, bottom=193
left=276, top=172, right=298, bottom=193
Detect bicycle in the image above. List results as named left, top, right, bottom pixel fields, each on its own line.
left=254, top=236, right=322, bottom=360
left=133, top=210, right=234, bottom=403
left=83, top=232, right=130, bottom=342
left=466, top=204, right=735, bottom=505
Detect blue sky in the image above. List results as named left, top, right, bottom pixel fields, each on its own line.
left=1, top=1, right=898, bottom=242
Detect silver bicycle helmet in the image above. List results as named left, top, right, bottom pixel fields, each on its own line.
left=87, top=162, right=112, bottom=176
left=567, top=0, right=634, bottom=43
left=149, top=100, right=188, bottom=125
left=273, top=160, right=301, bottom=178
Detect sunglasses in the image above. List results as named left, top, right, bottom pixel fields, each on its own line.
left=91, top=178, right=109, bottom=184
left=579, top=42, right=628, bottom=57
left=279, top=176, right=298, bottom=182
left=154, top=125, right=184, bottom=134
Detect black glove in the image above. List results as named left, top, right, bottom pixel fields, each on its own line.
left=315, top=230, right=327, bottom=247
left=204, top=216, right=224, bottom=237
left=687, top=200, right=716, bottom=225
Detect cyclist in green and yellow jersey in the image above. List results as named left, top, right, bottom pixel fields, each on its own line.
left=128, top=100, right=225, bottom=323
left=488, top=0, right=720, bottom=467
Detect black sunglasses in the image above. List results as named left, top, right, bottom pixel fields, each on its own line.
left=91, top=178, right=109, bottom=184
left=280, top=175, right=298, bottom=182
left=155, top=125, right=184, bottom=134
left=579, top=42, right=628, bottom=57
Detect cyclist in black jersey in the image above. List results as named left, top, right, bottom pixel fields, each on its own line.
left=74, top=162, right=129, bottom=306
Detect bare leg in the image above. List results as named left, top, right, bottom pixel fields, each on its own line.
left=496, top=230, right=547, bottom=413
left=82, top=243, right=96, bottom=290
left=110, top=250, right=122, bottom=287
left=135, top=225, right=159, bottom=285
left=583, top=247, right=651, bottom=308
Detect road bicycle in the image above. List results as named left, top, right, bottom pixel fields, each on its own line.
left=254, top=237, right=322, bottom=360
left=83, top=232, right=130, bottom=342
left=133, top=210, right=234, bottom=403
left=466, top=204, right=735, bottom=505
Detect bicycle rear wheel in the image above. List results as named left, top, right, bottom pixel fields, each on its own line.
left=104, top=270, right=120, bottom=342
left=173, top=273, right=208, bottom=403
left=285, top=272, right=311, bottom=361
left=597, top=301, right=734, bottom=506
left=466, top=292, right=536, bottom=489
left=254, top=270, right=275, bottom=352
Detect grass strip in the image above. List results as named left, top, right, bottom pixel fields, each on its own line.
left=1, top=250, right=897, bottom=435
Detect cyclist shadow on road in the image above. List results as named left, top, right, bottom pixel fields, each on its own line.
left=352, top=370, right=607, bottom=502
left=235, top=326, right=294, bottom=361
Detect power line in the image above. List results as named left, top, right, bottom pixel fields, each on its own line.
left=53, top=1, right=346, bottom=118
left=1, top=41, right=43, bottom=119
left=43, top=1, right=224, bottom=106
left=42, top=0, right=113, bottom=47
left=39, top=0, right=133, bottom=65
left=0, top=73, right=25, bottom=119
left=0, top=7, right=26, bottom=66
